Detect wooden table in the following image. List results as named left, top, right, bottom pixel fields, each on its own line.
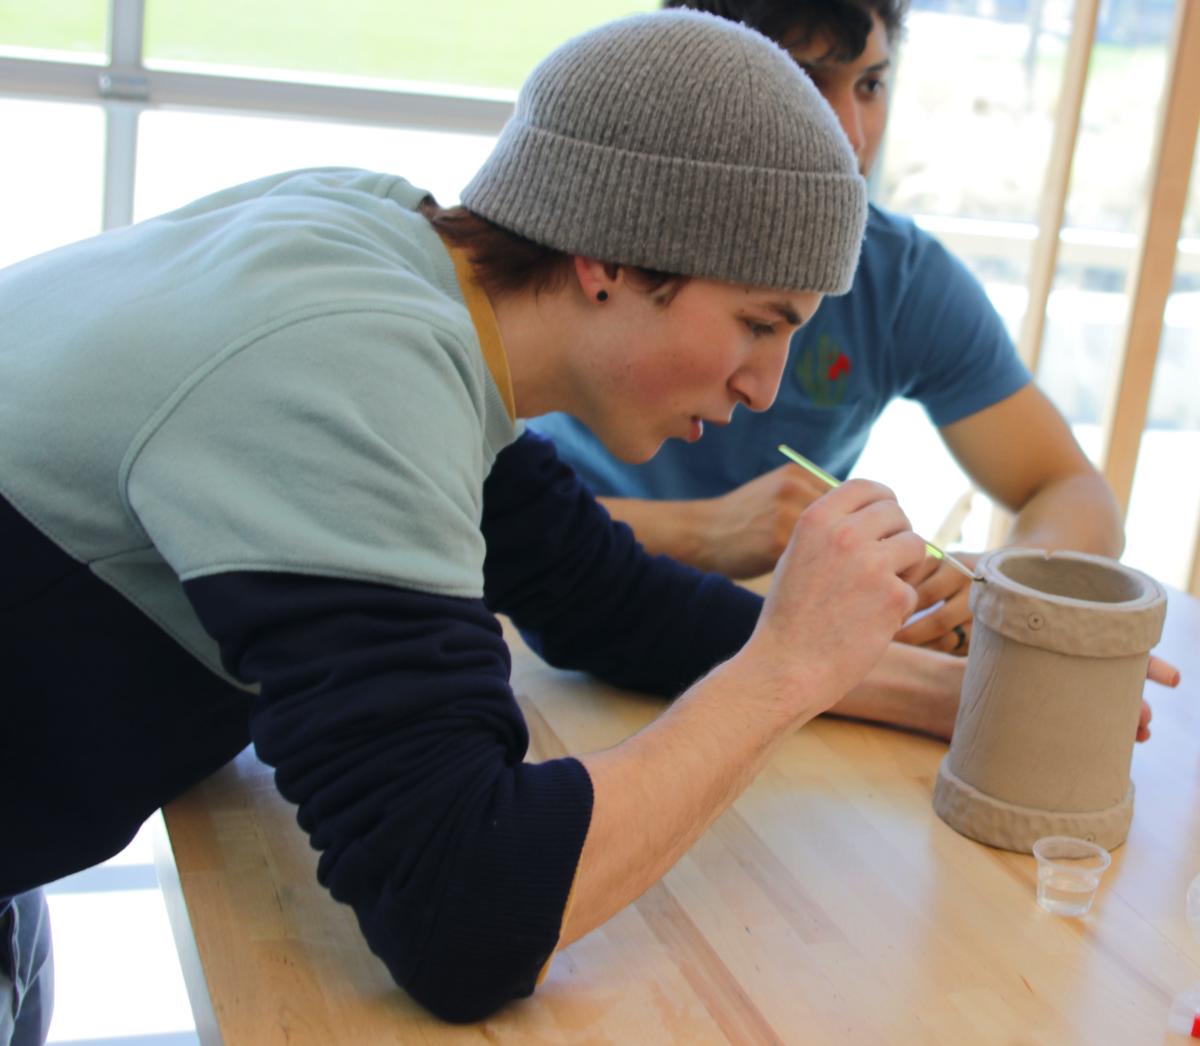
left=156, top=589, right=1200, bottom=1044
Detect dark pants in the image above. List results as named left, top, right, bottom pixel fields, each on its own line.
left=0, top=890, right=53, bottom=1046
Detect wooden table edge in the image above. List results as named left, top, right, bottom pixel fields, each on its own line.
left=152, top=809, right=224, bottom=1046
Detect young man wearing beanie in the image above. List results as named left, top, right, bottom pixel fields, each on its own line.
left=533, top=0, right=1125, bottom=658
left=0, top=10, right=975, bottom=1033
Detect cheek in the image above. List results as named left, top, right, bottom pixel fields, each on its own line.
left=614, top=327, right=685, bottom=397
left=862, top=105, right=888, bottom=163
left=609, top=363, right=679, bottom=425
left=614, top=307, right=741, bottom=410
left=639, top=336, right=732, bottom=405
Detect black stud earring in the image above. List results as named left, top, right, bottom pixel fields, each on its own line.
left=596, top=290, right=609, bottom=302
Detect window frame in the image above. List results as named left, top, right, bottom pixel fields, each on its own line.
left=2, top=0, right=1198, bottom=591
left=0, top=0, right=513, bottom=229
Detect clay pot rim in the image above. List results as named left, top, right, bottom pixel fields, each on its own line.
left=977, top=547, right=1165, bottom=612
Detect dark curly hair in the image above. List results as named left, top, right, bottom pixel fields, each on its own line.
left=663, top=0, right=908, bottom=60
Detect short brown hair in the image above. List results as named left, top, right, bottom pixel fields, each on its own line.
left=419, top=198, right=688, bottom=303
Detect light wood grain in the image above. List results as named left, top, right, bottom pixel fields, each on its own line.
left=160, top=592, right=1200, bottom=1044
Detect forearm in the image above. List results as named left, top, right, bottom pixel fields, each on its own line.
left=599, top=490, right=805, bottom=580
left=1005, top=471, right=1124, bottom=558
left=562, top=651, right=823, bottom=944
left=599, top=494, right=716, bottom=571
left=519, top=468, right=930, bottom=954
left=563, top=632, right=962, bottom=942
left=826, top=641, right=965, bottom=740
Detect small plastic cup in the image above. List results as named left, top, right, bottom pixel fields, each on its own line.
left=1187, top=873, right=1200, bottom=938
left=1032, top=836, right=1111, bottom=916
left=1168, top=987, right=1200, bottom=1038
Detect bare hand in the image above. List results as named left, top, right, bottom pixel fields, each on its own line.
left=893, top=551, right=981, bottom=656
left=695, top=463, right=831, bottom=579
left=750, top=480, right=928, bottom=712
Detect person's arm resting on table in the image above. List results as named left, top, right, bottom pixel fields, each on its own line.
left=180, top=433, right=928, bottom=1022
left=483, top=435, right=929, bottom=946
left=600, top=461, right=834, bottom=580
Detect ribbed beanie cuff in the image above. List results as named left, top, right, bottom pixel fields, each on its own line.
left=462, top=11, right=867, bottom=294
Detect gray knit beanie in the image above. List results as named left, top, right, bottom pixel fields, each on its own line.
left=461, top=10, right=866, bottom=294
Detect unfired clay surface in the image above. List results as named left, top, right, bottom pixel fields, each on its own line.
left=932, top=548, right=1166, bottom=853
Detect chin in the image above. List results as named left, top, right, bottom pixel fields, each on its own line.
left=613, top=446, right=660, bottom=465
left=606, top=436, right=664, bottom=465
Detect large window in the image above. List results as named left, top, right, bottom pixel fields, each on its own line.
left=1, top=0, right=1197, bottom=590
left=140, top=1, right=656, bottom=90
left=861, top=0, right=1199, bottom=587
left=882, top=2, right=1181, bottom=231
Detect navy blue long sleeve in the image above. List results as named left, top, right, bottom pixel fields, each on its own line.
left=482, top=431, right=763, bottom=695
left=185, top=573, right=591, bottom=1023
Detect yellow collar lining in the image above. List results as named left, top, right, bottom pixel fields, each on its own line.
left=441, top=238, right=517, bottom=422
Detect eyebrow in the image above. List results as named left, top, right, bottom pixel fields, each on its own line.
left=802, top=56, right=891, bottom=74
left=765, top=301, right=804, bottom=326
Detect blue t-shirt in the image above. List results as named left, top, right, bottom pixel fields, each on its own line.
left=532, top=204, right=1032, bottom=499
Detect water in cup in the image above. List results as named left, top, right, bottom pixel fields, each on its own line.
left=1032, top=836, right=1111, bottom=917
left=1037, top=868, right=1100, bottom=916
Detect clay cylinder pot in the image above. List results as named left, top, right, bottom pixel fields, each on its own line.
left=932, top=548, right=1166, bottom=853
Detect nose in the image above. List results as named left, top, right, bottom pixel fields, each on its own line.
left=731, top=334, right=792, bottom=413
left=827, top=88, right=865, bottom=159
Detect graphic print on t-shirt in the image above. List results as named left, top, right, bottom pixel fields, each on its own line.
left=794, top=333, right=852, bottom=408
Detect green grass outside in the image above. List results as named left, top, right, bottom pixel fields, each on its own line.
left=0, top=1, right=658, bottom=89
left=0, top=3, right=1170, bottom=94
left=0, top=0, right=106, bottom=55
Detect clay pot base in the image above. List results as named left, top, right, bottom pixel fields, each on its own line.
left=933, top=758, right=1134, bottom=853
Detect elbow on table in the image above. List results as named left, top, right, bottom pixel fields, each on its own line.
left=393, top=933, right=551, bottom=1024
left=324, top=759, right=592, bottom=1024
left=347, top=845, right=566, bottom=1024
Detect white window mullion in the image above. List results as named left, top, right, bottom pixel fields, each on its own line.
left=101, top=106, right=139, bottom=229
left=109, top=0, right=145, bottom=68
left=99, top=0, right=145, bottom=229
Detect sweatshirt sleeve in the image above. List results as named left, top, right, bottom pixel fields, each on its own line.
left=481, top=431, right=763, bottom=696
left=183, top=571, right=592, bottom=1023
